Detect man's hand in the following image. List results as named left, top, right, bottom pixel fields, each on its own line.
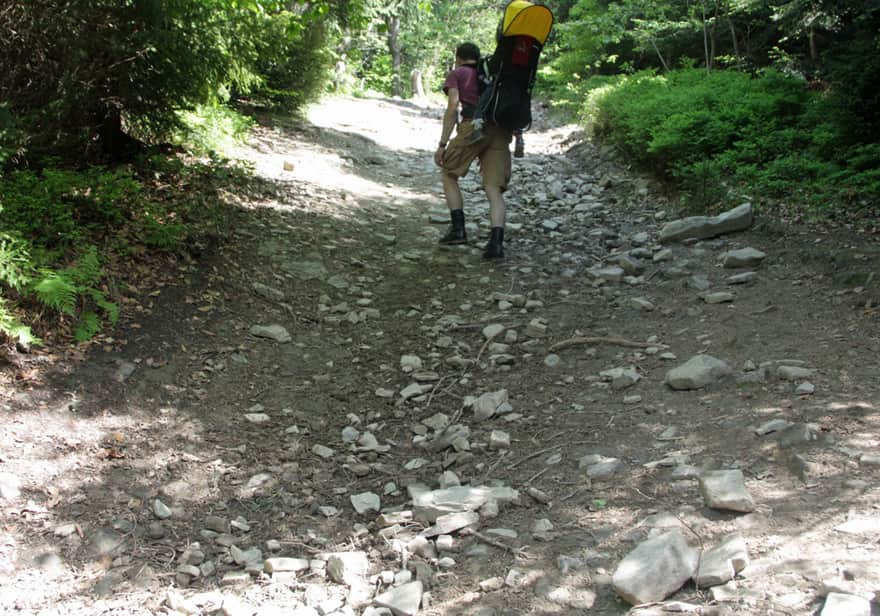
left=433, top=145, right=445, bottom=167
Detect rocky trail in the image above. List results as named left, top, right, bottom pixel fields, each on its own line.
left=1, top=96, right=879, bottom=616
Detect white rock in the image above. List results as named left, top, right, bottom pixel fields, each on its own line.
left=325, top=552, right=369, bottom=586
left=665, top=355, right=733, bottom=390
left=699, top=470, right=755, bottom=512
left=373, top=580, right=423, bottom=616
left=249, top=324, right=291, bottom=343
left=611, top=530, right=699, bottom=605
left=153, top=499, right=172, bottom=519
left=821, top=592, right=871, bottom=616
left=264, top=557, right=310, bottom=573
left=350, top=492, right=380, bottom=515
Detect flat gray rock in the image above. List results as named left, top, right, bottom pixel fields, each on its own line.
left=695, top=533, right=749, bottom=587
left=249, top=324, right=291, bottom=343
left=374, top=580, right=423, bottom=616
left=721, top=247, right=766, bottom=268
left=821, top=592, right=871, bottom=616
left=665, top=355, right=733, bottom=390
left=659, top=203, right=753, bottom=243
left=699, top=470, right=755, bottom=512
left=611, top=530, right=699, bottom=605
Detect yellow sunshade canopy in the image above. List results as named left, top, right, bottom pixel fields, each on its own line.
left=502, top=0, right=554, bottom=45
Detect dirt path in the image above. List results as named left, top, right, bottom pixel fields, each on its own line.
left=1, top=96, right=879, bottom=616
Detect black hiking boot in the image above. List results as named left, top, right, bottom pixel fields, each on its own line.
left=439, top=209, right=467, bottom=245
left=483, top=226, right=505, bottom=259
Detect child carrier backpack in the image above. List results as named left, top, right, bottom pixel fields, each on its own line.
left=474, top=0, right=554, bottom=133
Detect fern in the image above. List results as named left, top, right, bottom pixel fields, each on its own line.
left=69, top=245, right=102, bottom=286
left=0, top=297, right=39, bottom=345
left=33, top=272, right=78, bottom=315
left=74, top=311, right=101, bottom=343
left=0, top=234, right=34, bottom=290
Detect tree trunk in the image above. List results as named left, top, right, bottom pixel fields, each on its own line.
left=650, top=37, right=670, bottom=72
left=98, top=107, right=140, bottom=161
left=410, top=69, right=424, bottom=98
left=702, top=0, right=711, bottom=74
left=386, top=15, right=402, bottom=97
left=728, top=17, right=739, bottom=60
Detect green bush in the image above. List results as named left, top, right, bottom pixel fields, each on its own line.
left=175, top=104, right=255, bottom=157
left=0, top=167, right=141, bottom=247
left=585, top=68, right=879, bottom=215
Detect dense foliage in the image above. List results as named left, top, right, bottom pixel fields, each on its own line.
left=546, top=0, right=880, bottom=214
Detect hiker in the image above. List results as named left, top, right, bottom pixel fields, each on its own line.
left=434, top=42, right=512, bottom=260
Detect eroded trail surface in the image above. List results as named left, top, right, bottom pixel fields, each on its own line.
left=2, top=97, right=880, bottom=616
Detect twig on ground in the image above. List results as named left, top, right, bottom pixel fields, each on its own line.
left=549, top=336, right=665, bottom=352
left=509, top=445, right=563, bottom=469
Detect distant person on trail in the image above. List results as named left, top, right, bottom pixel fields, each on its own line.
left=433, top=42, right=512, bottom=260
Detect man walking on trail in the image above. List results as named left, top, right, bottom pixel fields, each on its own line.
left=434, top=42, right=512, bottom=259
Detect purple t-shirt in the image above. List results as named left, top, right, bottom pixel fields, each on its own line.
left=443, top=64, right=480, bottom=108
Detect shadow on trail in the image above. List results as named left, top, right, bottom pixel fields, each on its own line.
left=3, top=97, right=879, bottom=615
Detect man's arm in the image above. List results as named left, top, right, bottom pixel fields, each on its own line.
left=439, top=87, right=460, bottom=146
left=435, top=87, right=459, bottom=166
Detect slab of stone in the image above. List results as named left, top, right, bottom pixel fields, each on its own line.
left=421, top=511, right=480, bottom=538
left=659, top=203, right=753, bottom=243
left=412, top=485, right=519, bottom=523
left=249, top=324, right=291, bottom=343
left=599, top=366, right=640, bottom=390
left=611, top=530, right=699, bottom=605
left=694, top=534, right=749, bottom=587
left=471, top=389, right=511, bottom=421
left=702, top=292, right=735, bottom=304
left=777, top=365, right=814, bottom=381
left=721, top=248, right=766, bottom=268
left=821, top=592, right=871, bottom=616
left=326, top=552, right=369, bottom=586
left=264, top=557, right=310, bottom=574
left=726, top=271, right=758, bottom=285
left=373, top=581, right=423, bottom=616
left=351, top=492, right=380, bottom=515
left=665, top=355, right=733, bottom=390
left=699, top=470, right=755, bottom=512
left=589, top=266, right=625, bottom=283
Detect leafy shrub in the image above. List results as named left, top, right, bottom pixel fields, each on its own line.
left=175, top=104, right=255, bottom=157
left=585, top=68, right=879, bottom=215
left=0, top=167, right=142, bottom=246
left=32, top=245, right=118, bottom=342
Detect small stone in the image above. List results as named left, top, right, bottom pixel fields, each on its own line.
left=489, top=430, right=511, bottom=450
left=312, top=444, right=335, bottom=459
left=821, top=592, right=871, bottom=616
left=326, top=552, right=369, bottom=586
left=543, top=353, right=561, bottom=367
left=249, top=324, right=291, bottom=343
left=699, top=470, right=755, bottom=512
left=265, top=557, right=310, bottom=573
left=482, top=324, right=505, bottom=340
left=204, top=516, right=229, bottom=534
left=373, top=581, right=423, bottom=616
left=350, top=492, right=380, bottom=515
left=152, top=499, right=172, bottom=520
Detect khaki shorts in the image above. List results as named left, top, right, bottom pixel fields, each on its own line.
left=442, top=121, right=512, bottom=190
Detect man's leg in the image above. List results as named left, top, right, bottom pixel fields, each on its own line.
left=483, top=184, right=506, bottom=258
left=479, top=126, right=512, bottom=259
left=439, top=172, right=467, bottom=244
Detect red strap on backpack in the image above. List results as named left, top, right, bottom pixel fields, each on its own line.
left=511, top=36, right=535, bottom=66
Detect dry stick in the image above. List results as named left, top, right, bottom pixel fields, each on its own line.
left=460, top=528, right=531, bottom=559
left=550, top=336, right=663, bottom=352
left=525, top=467, right=549, bottom=485
left=509, top=445, right=563, bottom=469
